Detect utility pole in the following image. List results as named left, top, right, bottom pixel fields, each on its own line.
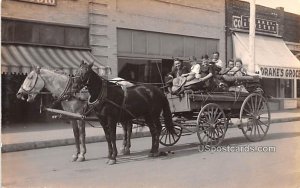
left=249, top=0, right=256, bottom=74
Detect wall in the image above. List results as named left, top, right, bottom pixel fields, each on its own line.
left=1, top=0, right=89, bottom=27
left=2, top=0, right=226, bottom=77
left=283, top=12, right=300, bottom=43
left=89, top=0, right=226, bottom=77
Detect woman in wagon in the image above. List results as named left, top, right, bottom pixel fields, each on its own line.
left=226, top=58, right=247, bottom=76
left=219, top=59, right=235, bottom=75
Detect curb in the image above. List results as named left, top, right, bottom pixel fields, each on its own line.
left=2, top=116, right=300, bottom=153
left=2, top=131, right=151, bottom=153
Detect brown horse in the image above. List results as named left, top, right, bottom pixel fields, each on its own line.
left=72, top=61, right=175, bottom=165
left=16, top=67, right=133, bottom=162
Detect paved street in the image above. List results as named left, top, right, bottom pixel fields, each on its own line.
left=2, top=121, right=300, bottom=188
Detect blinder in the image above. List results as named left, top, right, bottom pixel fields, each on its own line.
left=21, top=71, right=41, bottom=93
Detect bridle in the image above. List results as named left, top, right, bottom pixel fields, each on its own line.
left=20, top=70, right=44, bottom=95
left=20, top=69, right=75, bottom=101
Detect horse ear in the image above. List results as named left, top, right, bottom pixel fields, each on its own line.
left=88, top=62, right=94, bottom=69
left=81, top=60, right=85, bottom=66
left=35, top=66, right=41, bottom=74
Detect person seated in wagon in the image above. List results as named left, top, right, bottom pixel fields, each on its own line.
left=183, top=55, right=215, bottom=91
left=180, top=56, right=201, bottom=82
left=165, top=58, right=189, bottom=93
left=227, top=58, right=247, bottom=76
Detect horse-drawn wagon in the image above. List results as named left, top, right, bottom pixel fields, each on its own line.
left=159, top=91, right=270, bottom=148
left=16, top=62, right=271, bottom=165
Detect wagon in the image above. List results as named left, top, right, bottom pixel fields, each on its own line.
left=158, top=91, right=271, bottom=147
left=45, top=90, right=271, bottom=149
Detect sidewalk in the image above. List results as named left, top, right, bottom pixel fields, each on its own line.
left=2, top=109, right=300, bottom=153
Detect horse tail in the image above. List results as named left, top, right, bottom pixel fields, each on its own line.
left=161, top=96, right=175, bottom=133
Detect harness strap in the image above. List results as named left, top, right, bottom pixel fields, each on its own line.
left=56, top=76, right=73, bottom=101
left=117, top=85, right=137, bottom=119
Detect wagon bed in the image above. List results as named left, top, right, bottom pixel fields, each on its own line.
left=159, top=91, right=271, bottom=148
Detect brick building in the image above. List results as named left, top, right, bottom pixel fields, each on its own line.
left=1, top=0, right=226, bottom=123
left=226, top=0, right=300, bottom=110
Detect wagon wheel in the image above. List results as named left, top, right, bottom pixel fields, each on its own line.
left=240, top=93, right=270, bottom=142
left=196, top=103, right=228, bottom=147
left=159, top=119, right=182, bottom=146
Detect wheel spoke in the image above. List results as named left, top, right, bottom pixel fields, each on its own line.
left=251, top=97, right=255, bottom=113
left=164, top=130, right=168, bottom=143
left=256, top=96, right=263, bottom=113
left=255, top=120, right=261, bottom=138
left=257, top=122, right=267, bottom=134
left=257, top=119, right=269, bottom=128
left=242, top=107, right=252, bottom=116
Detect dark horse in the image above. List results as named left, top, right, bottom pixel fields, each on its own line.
left=72, top=61, right=175, bottom=165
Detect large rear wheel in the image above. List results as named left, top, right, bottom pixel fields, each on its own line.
left=240, top=93, right=270, bottom=141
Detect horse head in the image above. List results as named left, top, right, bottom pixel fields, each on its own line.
left=72, top=60, right=94, bottom=92
left=16, top=67, right=45, bottom=102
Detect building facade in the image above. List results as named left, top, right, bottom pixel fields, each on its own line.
left=226, top=0, right=300, bottom=110
left=1, top=0, right=226, bottom=123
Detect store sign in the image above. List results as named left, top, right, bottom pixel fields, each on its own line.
left=13, top=0, right=56, bottom=6
left=232, top=15, right=278, bottom=34
left=260, top=66, right=300, bottom=79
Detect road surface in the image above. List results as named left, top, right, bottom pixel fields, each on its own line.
left=2, top=121, right=300, bottom=188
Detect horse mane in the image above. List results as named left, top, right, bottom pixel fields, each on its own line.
left=40, top=67, right=69, bottom=76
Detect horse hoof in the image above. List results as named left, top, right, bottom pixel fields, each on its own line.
left=108, top=159, right=116, bottom=165
left=72, top=154, right=78, bottom=162
left=123, top=150, right=130, bottom=155
left=148, top=152, right=159, bottom=157
left=77, top=156, right=85, bottom=162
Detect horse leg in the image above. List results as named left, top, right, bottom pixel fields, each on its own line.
left=146, top=118, right=157, bottom=157
left=153, top=118, right=162, bottom=155
left=77, top=120, right=86, bottom=162
left=101, top=122, right=113, bottom=164
left=107, top=118, right=118, bottom=165
left=120, top=122, right=127, bottom=154
left=120, top=121, right=132, bottom=155
left=71, top=120, right=80, bottom=161
left=125, top=121, right=132, bottom=155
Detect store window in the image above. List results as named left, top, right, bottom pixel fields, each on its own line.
left=297, top=80, right=300, bottom=98
left=117, top=28, right=219, bottom=59
left=1, top=19, right=89, bottom=48
left=118, top=58, right=165, bottom=84
left=283, top=79, right=294, bottom=98
left=262, top=78, right=280, bottom=98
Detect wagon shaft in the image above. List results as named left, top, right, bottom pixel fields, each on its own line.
left=44, top=108, right=99, bottom=121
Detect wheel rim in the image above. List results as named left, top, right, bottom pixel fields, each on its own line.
left=159, top=122, right=182, bottom=146
left=196, top=103, right=227, bottom=147
left=240, top=93, right=270, bottom=142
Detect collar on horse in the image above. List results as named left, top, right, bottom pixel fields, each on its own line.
left=82, top=77, right=136, bottom=119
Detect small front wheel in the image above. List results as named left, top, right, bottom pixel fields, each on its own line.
left=196, top=103, right=228, bottom=147
left=159, top=121, right=182, bottom=146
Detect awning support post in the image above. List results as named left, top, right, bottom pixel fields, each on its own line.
left=249, top=0, right=256, bottom=74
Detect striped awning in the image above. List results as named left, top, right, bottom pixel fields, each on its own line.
left=1, top=44, right=111, bottom=75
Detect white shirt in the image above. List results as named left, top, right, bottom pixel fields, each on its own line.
left=190, top=64, right=201, bottom=78
left=215, top=59, right=224, bottom=69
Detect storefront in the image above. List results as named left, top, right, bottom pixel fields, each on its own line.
left=117, top=29, right=220, bottom=83
left=2, top=0, right=226, bottom=123
left=226, top=0, right=300, bottom=110
left=1, top=1, right=109, bottom=124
